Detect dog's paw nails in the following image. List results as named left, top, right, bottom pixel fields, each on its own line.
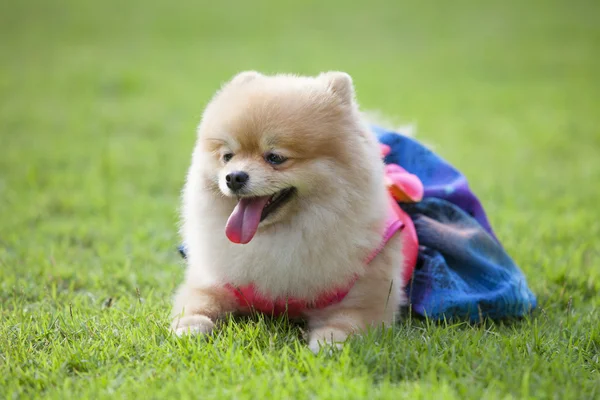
left=308, top=339, right=321, bottom=355
left=172, top=315, right=214, bottom=337
left=308, top=326, right=349, bottom=354
left=308, top=327, right=349, bottom=355
left=308, top=338, right=344, bottom=355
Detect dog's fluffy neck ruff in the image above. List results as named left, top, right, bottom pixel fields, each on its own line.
left=182, top=143, right=387, bottom=300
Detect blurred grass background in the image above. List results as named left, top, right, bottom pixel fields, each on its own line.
left=1, top=0, right=599, bottom=398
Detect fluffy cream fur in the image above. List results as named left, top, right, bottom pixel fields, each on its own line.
left=172, top=71, right=407, bottom=353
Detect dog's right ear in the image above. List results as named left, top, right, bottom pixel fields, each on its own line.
left=230, top=71, right=262, bottom=85
left=318, top=71, right=355, bottom=104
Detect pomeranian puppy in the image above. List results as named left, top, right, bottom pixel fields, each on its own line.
left=172, top=71, right=407, bottom=353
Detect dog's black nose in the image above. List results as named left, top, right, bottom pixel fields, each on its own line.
left=225, top=171, right=249, bottom=192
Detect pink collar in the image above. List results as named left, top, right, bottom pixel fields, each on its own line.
left=226, top=144, right=423, bottom=317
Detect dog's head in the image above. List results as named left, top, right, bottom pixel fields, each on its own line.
left=196, top=71, right=375, bottom=244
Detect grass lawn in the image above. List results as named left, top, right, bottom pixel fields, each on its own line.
left=1, top=0, right=599, bottom=398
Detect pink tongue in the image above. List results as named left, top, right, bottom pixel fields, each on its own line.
left=225, top=196, right=271, bottom=244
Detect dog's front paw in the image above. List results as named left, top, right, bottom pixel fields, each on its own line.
left=172, top=315, right=214, bottom=337
left=308, top=327, right=350, bottom=354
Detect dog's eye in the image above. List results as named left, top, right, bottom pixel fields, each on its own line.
left=222, top=153, right=234, bottom=163
left=264, top=153, right=287, bottom=165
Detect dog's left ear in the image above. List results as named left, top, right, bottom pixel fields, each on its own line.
left=230, top=71, right=263, bottom=85
left=319, top=71, right=355, bottom=104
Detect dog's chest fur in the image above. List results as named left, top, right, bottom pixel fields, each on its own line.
left=183, top=182, right=387, bottom=300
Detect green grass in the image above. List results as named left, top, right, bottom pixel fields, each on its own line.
left=1, top=0, right=599, bottom=398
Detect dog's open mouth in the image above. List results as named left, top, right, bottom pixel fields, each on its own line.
left=225, top=187, right=296, bottom=244
left=260, top=187, right=296, bottom=221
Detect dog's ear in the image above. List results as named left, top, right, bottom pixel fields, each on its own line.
left=230, top=71, right=262, bottom=85
left=319, top=71, right=355, bottom=104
